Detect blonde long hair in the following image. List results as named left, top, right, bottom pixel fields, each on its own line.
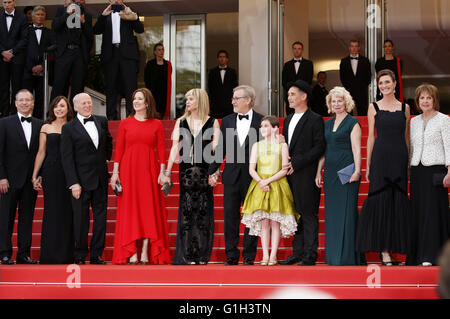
left=180, top=88, right=210, bottom=123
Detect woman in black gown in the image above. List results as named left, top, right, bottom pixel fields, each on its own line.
left=163, top=88, right=220, bottom=265
left=356, top=69, right=411, bottom=265
left=32, top=96, right=75, bottom=264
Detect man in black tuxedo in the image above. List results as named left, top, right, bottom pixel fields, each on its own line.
left=311, top=71, right=329, bottom=117
left=279, top=80, right=325, bottom=266
left=0, top=89, right=43, bottom=264
left=61, top=93, right=112, bottom=264
left=208, top=85, right=263, bottom=266
left=50, top=0, right=93, bottom=104
left=0, top=0, right=28, bottom=117
left=282, top=41, right=314, bottom=116
left=93, top=0, right=144, bottom=120
left=339, top=39, right=371, bottom=116
left=207, top=50, right=238, bottom=119
left=23, top=6, right=55, bottom=120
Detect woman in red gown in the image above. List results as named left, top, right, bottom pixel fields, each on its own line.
left=110, top=88, right=171, bottom=265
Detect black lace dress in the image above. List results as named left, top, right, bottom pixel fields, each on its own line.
left=171, top=117, right=215, bottom=265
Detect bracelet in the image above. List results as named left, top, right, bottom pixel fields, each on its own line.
left=163, top=170, right=171, bottom=177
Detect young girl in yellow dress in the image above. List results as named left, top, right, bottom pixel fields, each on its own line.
left=241, top=115, right=299, bottom=265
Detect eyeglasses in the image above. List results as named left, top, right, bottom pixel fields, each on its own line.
left=231, top=96, right=248, bottom=102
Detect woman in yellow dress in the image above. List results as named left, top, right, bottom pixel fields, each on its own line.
left=241, top=115, right=300, bottom=265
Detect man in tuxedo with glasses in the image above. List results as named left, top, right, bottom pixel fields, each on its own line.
left=0, top=89, right=43, bottom=264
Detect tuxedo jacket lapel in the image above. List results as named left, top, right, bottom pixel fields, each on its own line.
left=0, top=13, right=7, bottom=35
left=289, top=110, right=310, bottom=152
left=93, top=116, right=103, bottom=145
left=74, top=118, right=98, bottom=151
left=30, top=118, right=41, bottom=150
left=13, top=116, right=28, bottom=149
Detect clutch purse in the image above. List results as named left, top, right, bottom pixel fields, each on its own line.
left=114, top=181, right=122, bottom=196
left=432, top=173, right=446, bottom=187
left=337, top=163, right=355, bottom=185
left=161, top=181, right=173, bottom=196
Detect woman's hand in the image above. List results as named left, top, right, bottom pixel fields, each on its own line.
left=110, top=172, right=119, bottom=191
left=32, top=176, right=42, bottom=191
left=315, top=173, right=322, bottom=188
left=443, top=172, right=450, bottom=188
left=158, top=173, right=171, bottom=186
left=365, top=168, right=370, bottom=183
left=258, top=179, right=270, bottom=190
left=349, top=171, right=361, bottom=183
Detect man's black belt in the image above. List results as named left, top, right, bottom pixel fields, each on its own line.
left=67, top=44, right=80, bottom=50
left=112, top=43, right=120, bottom=48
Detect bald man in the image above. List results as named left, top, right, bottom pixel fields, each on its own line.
left=60, top=93, right=112, bottom=264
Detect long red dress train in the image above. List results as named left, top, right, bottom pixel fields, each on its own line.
left=112, top=116, right=171, bottom=264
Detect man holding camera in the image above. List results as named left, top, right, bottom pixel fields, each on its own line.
left=93, top=0, right=144, bottom=120
left=50, top=0, right=93, bottom=104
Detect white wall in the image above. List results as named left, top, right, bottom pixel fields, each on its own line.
left=238, top=0, right=269, bottom=115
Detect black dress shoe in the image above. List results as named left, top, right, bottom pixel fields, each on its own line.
left=278, top=255, right=302, bottom=265
left=243, top=259, right=254, bottom=265
left=300, top=260, right=316, bottom=266
left=16, top=256, right=37, bottom=264
left=224, top=259, right=239, bottom=265
left=1, top=256, right=14, bottom=265
left=75, top=258, right=85, bottom=265
left=90, top=257, right=106, bottom=265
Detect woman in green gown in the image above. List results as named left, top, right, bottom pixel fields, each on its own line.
left=315, top=87, right=365, bottom=265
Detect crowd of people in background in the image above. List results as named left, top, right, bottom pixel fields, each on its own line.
left=0, top=1, right=449, bottom=270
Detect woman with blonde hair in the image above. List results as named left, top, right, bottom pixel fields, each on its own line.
left=315, top=87, right=364, bottom=265
left=162, top=88, right=220, bottom=264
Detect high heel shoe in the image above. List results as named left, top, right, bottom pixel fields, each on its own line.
left=268, top=260, right=278, bottom=266
left=140, top=260, right=149, bottom=265
left=380, top=253, right=400, bottom=266
left=260, top=259, right=269, bottom=266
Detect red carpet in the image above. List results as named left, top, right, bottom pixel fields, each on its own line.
left=3, top=117, right=447, bottom=299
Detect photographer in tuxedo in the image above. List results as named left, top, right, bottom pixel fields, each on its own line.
left=23, top=6, right=55, bottom=120
left=0, top=89, right=43, bottom=264
left=50, top=0, right=93, bottom=103
left=282, top=41, right=314, bottom=116
left=339, top=39, right=371, bottom=116
left=207, top=50, right=238, bottom=119
left=61, top=93, right=112, bottom=264
left=0, top=0, right=28, bottom=117
left=208, top=85, right=264, bottom=266
left=93, top=0, right=144, bottom=120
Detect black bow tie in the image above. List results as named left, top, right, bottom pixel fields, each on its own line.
left=219, top=67, right=227, bottom=71
left=5, top=13, right=14, bottom=18
left=350, top=56, right=359, bottom=60
left=238, top=114, right=249, bottom=121
left=294, top=59, right=301, bottom=63
left=21, top=116, right=31, bottom=123
left=33, top=26, right=43, bottom=30
left=83, top=116, right=94, bottom=124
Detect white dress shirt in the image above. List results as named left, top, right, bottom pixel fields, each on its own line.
left=236, top=109, right=253, bottom=146
left=6, top=9, right=14, bottom=32
left=77, top=113, right=99, bottom=149
left=33, top=24, right=42, bottom=45
left=350, top=55, right=359, bottom=76
left=111, top=12, right=121, bottom=44
left=220, top=66, right=227, bottom=84
left=18, top=112, right=32, bottom=148
left=410, top=112, right=450, bottom=167
left=288, top=112, right=304, bottom=145
left=294, top=58, right=302, bottom=74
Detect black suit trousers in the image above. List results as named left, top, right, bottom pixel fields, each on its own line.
left=51, top=48, right=86, bottom=103
left=104, top=47, right=137, bottom=120
left=23, top=76, right=44, bottom=120
left=0, top=61, right=24, bottom=117
left=0, top=184, right=37, bottom=259
left=223, top=182, right=258, bottom=261
left=71, top=182, right=107, bottom=260
left=289, top=182, right=321, bottom=262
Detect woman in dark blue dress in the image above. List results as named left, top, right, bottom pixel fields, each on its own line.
left=315, top=87, right=364, bottom=265
left=32, top=96, right=75, bottom=264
